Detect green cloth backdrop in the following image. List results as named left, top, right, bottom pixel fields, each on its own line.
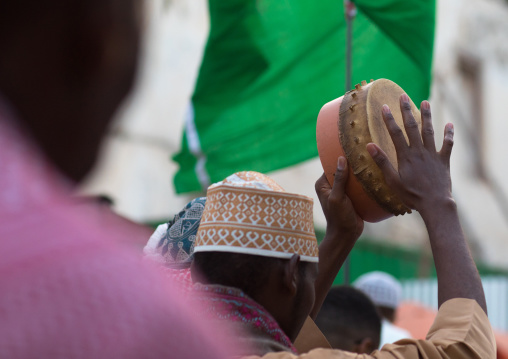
left=173, top=0, right=435, bottom=193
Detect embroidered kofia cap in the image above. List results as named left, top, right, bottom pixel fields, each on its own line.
left=144, top=197, right=206, bottom=269
left=194, top=171, right=318, bottom=262
left=353, top=271, right=402, bottom=309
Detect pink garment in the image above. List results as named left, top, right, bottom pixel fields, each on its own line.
left=162, top=267, right=194, bottom=292
left=0, top=100, right=235, bottom=358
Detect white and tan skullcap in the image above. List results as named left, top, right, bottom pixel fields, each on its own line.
left=353, top=271, right=402, bottom=309
left=194, top=171, right=318, bottom=262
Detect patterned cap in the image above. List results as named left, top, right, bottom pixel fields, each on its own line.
left=353, top=271, right=402, bottom=309
left=194, top=172, right=318, bottom=262
left=144, top=197, right=206, bottom=269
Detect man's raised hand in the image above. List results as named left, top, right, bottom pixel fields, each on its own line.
left=366, top=95, right=455, bottom=214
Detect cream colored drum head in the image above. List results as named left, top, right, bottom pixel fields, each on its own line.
left=339, top=79, right=421, bottom=216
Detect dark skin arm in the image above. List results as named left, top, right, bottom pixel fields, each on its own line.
left=312, top=158, right=364, bottom=319
left=366, top=95, right=487, bottom=314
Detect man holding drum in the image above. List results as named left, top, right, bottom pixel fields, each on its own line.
left=191, top=95, right=495, bottom=359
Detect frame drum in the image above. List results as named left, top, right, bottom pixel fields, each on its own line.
left=316, top=79, right=421, bottom=222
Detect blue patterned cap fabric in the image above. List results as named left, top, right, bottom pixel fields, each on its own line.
left=145, top=197, right=206, bottom=269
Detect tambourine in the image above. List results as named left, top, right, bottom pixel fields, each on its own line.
left=316, top=79, right=422, bottom=222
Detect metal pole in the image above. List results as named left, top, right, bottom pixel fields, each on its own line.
left=343, top=0, right=356, bottom=285
left=345, top=1, right=355, bottom=93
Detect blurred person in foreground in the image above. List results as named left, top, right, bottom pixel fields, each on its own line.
left=314, top=286, right=381, bottom=354
left=354, top=271, right=412, bottom=347
left=76, top=194, right=155, bottom=248
left=190, top=97, right=495, bottom=358
left=0, top=1, right=235, bottom=357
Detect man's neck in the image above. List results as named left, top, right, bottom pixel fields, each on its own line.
left=192, top=283, right=297, bottom=355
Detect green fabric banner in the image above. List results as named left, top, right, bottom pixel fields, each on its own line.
left=173, top=0, right=435, bottom=193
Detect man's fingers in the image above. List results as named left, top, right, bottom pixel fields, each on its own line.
left=382, top=105, right=409, bottom=160
left=366, top=143, right=400, bottom=187
left=329, top=157, right=348, bottom=202
left=400, top=94, right=423, bottom=149
left=420, top=101, right=436, bottom=151
left=315, top=173, right=332, bottom=205
left=440, top=123, right=454, bottom=165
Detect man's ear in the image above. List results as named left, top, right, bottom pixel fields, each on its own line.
left=354, top=337, right=376, bottom=354
left=283, top=254, right=300, bottom=297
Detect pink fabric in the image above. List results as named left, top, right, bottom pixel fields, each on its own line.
left=162, top=267, right=194, bottom=292
left=0, top=100, right=235, bottom=358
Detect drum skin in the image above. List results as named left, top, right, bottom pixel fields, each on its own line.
left=316, top=79, right=421, bottom=223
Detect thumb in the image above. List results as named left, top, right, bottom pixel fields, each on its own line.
left=329, top=157, right=348, bottom=201
left=366, top=143, right=399, bottom=186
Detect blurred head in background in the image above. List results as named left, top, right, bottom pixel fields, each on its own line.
left=315, top=286, right=381, bottom=354
left=0, top=0, right=141, bottom=181
left=353, top=271, right=402, bottom=323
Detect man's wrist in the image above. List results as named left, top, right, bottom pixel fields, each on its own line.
left=321, top=228, right=358, bottom=254
left=323, top=227, right=357, bottom=242
left=418, top=196, right=457, bottom=222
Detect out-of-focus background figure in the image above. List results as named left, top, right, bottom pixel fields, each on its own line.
left=315, top=286, right=381, bottom=353
left=354, top=272, right=412, bottom=347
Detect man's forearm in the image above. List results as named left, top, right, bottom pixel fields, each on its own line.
left=310, top=230, right=357, bottom=319
left=420, top=199, right=487, bottom=314
left=312, top=165, right=363, bottom=319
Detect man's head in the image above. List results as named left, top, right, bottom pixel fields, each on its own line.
left=353, top=271, right=403, bottom=323
left=315, top=286, right=381, bottom=353
left=190, top=171, right=319, bottom=341
left=145, top=197, right=207, bottom=270
left=0, top=0, right=141, bottom=181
